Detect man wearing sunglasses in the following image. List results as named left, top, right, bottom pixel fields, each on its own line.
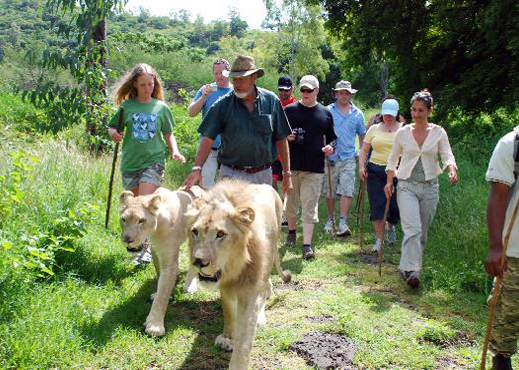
left=323, top=80, right=366, bottom=237
left=284, top=75, right=336, bottom=259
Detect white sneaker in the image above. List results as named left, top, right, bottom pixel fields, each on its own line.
left=372, top=238, right=381, bottom=252
left=336, top=220, right=351, bottom=237
left=324, top=218, right=334, bottom=233
left=386, top=225, right=396, bottom=244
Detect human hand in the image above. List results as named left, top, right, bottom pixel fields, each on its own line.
left=108, top=128, right=123, bottom=142
left=282, top=173, right=293, bottom=194
left=383, top=183, right=394, bottom=199
left=322, top=145, right=334, bottom=156
left=449, top=168, right=458, bottom=185
left=183, top=170, right=202, bottom=190
left=485, top=248, right=505, bottom=277
left=203, top=84, right=214, bottom=97
left=287, top=133, right=296, bottom=142
left=359, top=168, right=367, bottom=181
left=172, top=152, right=186, bottom=163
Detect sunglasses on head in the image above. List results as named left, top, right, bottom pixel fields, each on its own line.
left=300, top=88, right=315, bottom=93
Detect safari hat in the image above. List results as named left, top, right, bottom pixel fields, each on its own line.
left=299, top=75, right=319, bottom=90
left=381, top=99, right=399, bottom=117
left=222, top=55, right=265, bottom=78
left=333, top=80, right=357, bottom=94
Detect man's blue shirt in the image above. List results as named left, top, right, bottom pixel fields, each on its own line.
left=327, top=101, right=365, bottom=161
left=193, top=84, right=233, bottom=149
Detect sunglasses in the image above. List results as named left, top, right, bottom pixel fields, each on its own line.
left=300, top=88, right=315, bottom=93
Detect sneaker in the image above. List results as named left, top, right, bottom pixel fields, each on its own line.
left=132, top=244, right=152, bottom=265
left=285, top=231, right=296, bottom=246
left=386, top=224, right=397, bottom=244
left=406, top=271, right=420, bottom=289
left=324, top=218, right=334, bottom=233
left=492, top=354, right=513, bottom=370
left=336, top=220, right=351, bottom=237
left=302, top=245, right=315, bottom=259
left=371, top=238, right=381, bottom=252
left=281, top=215, right=288, bottom=227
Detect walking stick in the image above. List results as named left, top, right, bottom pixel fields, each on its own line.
left=379, top=197, right=391, bottom=277
left=358, top=179, right=366, bottom=249
left=326, top=156, right=337, bottom=234
left=480, top=195, right=519, bottom=369
left=105, top=108, right=125, bottom=229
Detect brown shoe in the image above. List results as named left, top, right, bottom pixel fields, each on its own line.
left=406, top=271, right=420, bottom=289
left=302, top=245, right=315, bottom=259
left=285, top=231, right=296, bottom=246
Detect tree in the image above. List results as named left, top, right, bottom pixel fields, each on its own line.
left=228, top=8, right=248, bottom=38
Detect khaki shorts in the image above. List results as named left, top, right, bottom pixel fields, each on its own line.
left=122, top=164, right=164, bottom=191
left=322, top=157, right=356, bottom=198
left=285, top=171, right=324, bottom=224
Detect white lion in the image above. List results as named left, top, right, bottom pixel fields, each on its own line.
left=119, top=186, right=203, bottom=336
left=186, top=179, right=291, bottom=370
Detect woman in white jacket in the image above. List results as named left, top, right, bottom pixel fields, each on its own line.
left=384, top=89, right=458, bottom=289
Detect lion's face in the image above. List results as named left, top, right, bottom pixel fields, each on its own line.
left=187, top=198, right=254, bottom=286
left=119, top=191, right=161, bottom=252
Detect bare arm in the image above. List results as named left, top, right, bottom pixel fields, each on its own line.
left=164, top=133, right=185, bottom=163
left=187, top=85, right=212, bottom=117
left=485, top=182, right=511, bottom=277
left=183, top=136, right=215, bottom=189
left=358, top=142, right=371, bottom=181
left=276, top=138, right=292, bottom=194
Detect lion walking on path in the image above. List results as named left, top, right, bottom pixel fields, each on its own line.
left=186, top=179, right=291, bottom=370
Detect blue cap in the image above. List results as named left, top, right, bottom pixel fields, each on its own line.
left=381, top=99, right=399, bottom=117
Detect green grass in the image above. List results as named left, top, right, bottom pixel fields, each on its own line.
left=0, top=100, right=508, bottom=370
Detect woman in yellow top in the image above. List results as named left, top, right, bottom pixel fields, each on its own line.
left=359, top=98, right=402, bottom=252
left=384, top=90, right=457, bottom=289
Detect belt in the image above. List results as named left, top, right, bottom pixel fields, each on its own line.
left=226, top=163, right=272, bottom=174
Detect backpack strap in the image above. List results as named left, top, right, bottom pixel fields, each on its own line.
left=514, top=127, right=519, bottom=180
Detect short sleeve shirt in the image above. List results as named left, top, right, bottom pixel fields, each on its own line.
left=327, top=102, right=366, bottom=161
left=197, top=87, right=292, bottom=168
left=486, top=130, right=519, bottom=257
left=108, top=98, right=174, bottom=173
left=364, top=123, right=402, bottom=166
left=193, top=84, right=233, bottom=149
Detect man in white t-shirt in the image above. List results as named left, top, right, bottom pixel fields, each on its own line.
left=485, top=128, right=519, bottom=370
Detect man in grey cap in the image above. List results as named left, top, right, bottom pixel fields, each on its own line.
left=184, top=55, right=293, bottom=194
left=324, top=80, right=365, bottom=237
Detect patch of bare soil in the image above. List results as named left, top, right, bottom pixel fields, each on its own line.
left=305, top=314, right=335, bottom=324
left=289, top=331, right=357, bottom=370
left=355, top=252, right=380, bottom=265
left=435, top=356, right=464, bottom=369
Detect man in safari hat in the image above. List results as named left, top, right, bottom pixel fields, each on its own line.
left=184, top=55, right=293, bottom=193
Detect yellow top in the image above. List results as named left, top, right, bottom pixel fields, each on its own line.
left=364, top=123, right=401, bottom=166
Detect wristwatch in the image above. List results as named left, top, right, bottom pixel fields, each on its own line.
left=191, top=166, right=202, bottom=172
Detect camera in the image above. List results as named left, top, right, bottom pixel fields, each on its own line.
left=209, top=83, right=217, bottom=92
left=292, top=127, right=305, bottom=145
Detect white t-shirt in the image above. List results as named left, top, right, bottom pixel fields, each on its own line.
left=486, top=129, right=519, bottom=257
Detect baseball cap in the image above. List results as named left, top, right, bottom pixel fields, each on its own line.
left=299, top=75, right=319, bottom=90
left=277, top=76, right=293, bottom=90
left=333, top=80, right=357, bottom=94
left=380, top=99, right=399, bottom=117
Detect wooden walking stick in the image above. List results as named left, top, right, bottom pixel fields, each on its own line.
left=326, top=156, right=337, bottom=234
left=379, top=197, right=391, bottom=277
left=105, top=108, right=125, bottom=229
left=358, top=178, right=366, bottom=249
left=480, top=195, right=519, bottom=369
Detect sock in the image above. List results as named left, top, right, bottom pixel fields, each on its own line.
left=303, top=244, right=311, bottom=248
left=288, top=229, right=296, bottom=234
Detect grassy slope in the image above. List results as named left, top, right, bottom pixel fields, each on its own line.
left=0, top=102, right=504, bottom=370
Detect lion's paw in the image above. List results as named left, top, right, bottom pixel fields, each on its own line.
left=145, top=321, right=165, bottom=336
left=183, top=279, right=198, bottom=294
left=257, top=306, right=267, bottom=326
left=215, top=334, right=233, bottom=352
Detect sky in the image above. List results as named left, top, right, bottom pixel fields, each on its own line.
left=124, top=0, right=268, bottom=29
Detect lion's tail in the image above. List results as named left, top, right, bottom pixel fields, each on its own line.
left=274, top=246, right=291, bottom=284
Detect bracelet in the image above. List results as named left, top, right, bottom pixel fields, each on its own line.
left=282, top=170, right=291, bottom=175
left=191, top=166, right=202, bottom=172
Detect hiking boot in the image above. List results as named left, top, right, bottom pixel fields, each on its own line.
left=406, top=271, right=420, bottom=289
left=285, top=231, right=296, bottom=246
left=324, top=218, right=334, bottom=233
left=302, top=245, right=315, bottom=259
left=372, top=238, right=381, bottom=252
left=336, top=220, right=351, bottom=237
left=281, top=215, right=288, bottom=227
left=386, top=224, right=397, bottom=244
left=491, top=354, right=513, bottom=370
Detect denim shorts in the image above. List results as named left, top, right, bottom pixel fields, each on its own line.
left=122, top=164, right=164, bottom=191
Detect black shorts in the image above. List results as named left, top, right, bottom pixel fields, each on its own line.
left=366, top=162, right=399, bottom=224
left=271, top=159, right=283, bottom=181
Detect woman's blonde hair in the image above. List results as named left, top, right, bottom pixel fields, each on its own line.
left=112, top=63, right=164, bottom=106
